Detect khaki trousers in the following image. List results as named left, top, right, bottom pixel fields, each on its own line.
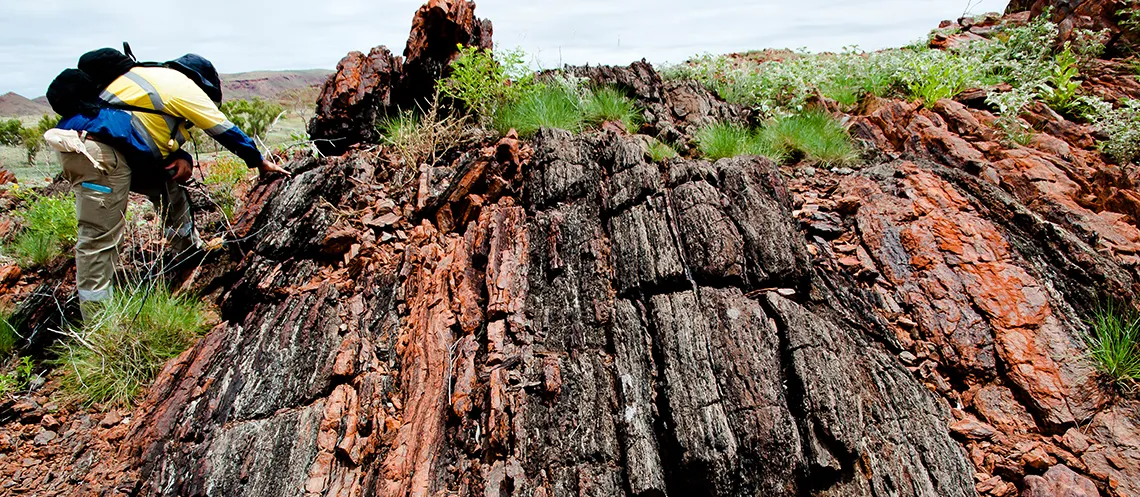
left=58, top=139, right=199, bottom=308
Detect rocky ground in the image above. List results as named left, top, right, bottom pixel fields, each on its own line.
left=3, top=0, right=1140, bottom=496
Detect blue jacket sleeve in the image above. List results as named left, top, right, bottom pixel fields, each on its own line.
left=209, top=125, right=263, bottom=168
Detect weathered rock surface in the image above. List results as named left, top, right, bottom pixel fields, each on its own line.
left=6, top=2, right=1140, bottom=497
left=118, top=128, right=976, bottom=497
left=564, top=61, right=754, bottom=144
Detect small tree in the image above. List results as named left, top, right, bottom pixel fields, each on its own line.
left=220, top=98, right=284, bottom=143
left=279, top=86, right=321, bottom=124
left=0, top=119, right=22, bottom=146
left=19, top=115, right=58, bottom=165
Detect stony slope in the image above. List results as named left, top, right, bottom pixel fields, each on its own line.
left=3, top=1, right=1140, bottom=497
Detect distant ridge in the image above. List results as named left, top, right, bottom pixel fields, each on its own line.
left=0, top=92, right=51, bottom=117
left=0, top=69, right=333, bottom=117
left=221, top=69, right=334, bottom=102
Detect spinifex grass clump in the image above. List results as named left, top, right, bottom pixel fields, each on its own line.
left=493, top=84, right=585, bottom=137
left=53, top=281, right=209, bottom=406
left=377, top=96, right=470, bottom=170
left=695, top=112, right=854, bottom=164
left=1084, top=302, right=1140, bottom=388
left=695, top=122, right=788, bottom=162
left=694, top=122, right=751, bottom=160
left=760, top=111, right=858, bottom=165
left=645, top=138, right=679, bottom=163
left=582, top=86, right=643, bottom=133
left=2, top=191, right=77, bottom=268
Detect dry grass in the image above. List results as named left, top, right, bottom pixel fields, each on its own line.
left=377, top=96, right=470, bottom=172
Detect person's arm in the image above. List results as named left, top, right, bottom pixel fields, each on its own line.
left=163, top=91, right=263, bottom=167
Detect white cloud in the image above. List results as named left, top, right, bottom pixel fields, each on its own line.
left=1, top=0, right=1008, bottom=97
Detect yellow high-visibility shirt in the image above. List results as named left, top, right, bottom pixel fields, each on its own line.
left=101, top=66, right=262, bottom=166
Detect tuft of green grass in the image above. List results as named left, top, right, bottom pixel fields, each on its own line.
left=695, top=122, right=754, bottom=160
left=582, top=86, right=643, bottom=133
left=759, top=111, right=857, bottom=165
left=52, top=281, right=209, bottom=407
left=1084, top=302, right=1140, bottom=388
left=493, top=84, right=585, bottom=137
left=645, top=138, right=679, bottom=163
left=2, top=193, right=77, bottom=268
left=695, top=122, right=789, bottom=162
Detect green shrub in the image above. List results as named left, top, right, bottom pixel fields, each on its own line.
left=200, top=156, right=251, bottom=220
left=1040, top=44, right=1082, bottom=113
left=1085, top=302, right=1140, bottom=388
left=3, top=193, right=77, bottom=268
left=987, top=89, right=1036, bottom=146
left=53, top=281, right=209, bottom=406
left=493, top=84, right=585, bottom=137
left=0, top=119, right=21, bottom=146
left=440, top=45, right=535, bottom=122
left=18, top=115, right=58, bottom=165
left=582, top=86, right=643, bottom=133
left=645, top=139, right=679, bottom=162
left=759, top=111, right=856, bottom=165
left=900, top=49, right=984, bottom=106
left=1091, top=99, right=1140, bottom=164
left=0, top=357, right=34, bottom=397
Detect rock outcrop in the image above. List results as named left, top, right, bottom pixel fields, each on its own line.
left=308, top=0, right=492, bottom=155
left=120, top=127, right=977, bottom=497
left=5, top=2, right=1140, bottom=497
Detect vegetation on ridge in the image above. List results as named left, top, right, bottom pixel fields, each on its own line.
left=52, top=280, right=210, bottom=407
left=440, top=46, right=643, bottom=138
left=1085, top=303, right=1140, bottom=389
left=1, top=189, right=78, bottom=268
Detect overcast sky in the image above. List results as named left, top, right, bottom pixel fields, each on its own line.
left=2, top=0, right=1009, bottom=98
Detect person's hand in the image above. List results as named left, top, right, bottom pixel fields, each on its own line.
left=165, top=157, right=193, bottom=183
left=257, top=159, right=291, bottom=178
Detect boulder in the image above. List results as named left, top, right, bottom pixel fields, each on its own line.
left=1022, top=465, right=1100, bottom=497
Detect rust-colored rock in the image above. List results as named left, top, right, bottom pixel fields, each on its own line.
left=399, top=0, right=492, bottom=107
left=837, top=163, right=1106, bottom=425
left=309, top=0, right=492, bottom=156
left=309, top=47, right=402, bottom=155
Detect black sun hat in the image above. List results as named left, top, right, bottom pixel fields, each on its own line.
left=166, top=54, right=223, bottom=104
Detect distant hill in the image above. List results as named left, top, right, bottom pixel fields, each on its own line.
left=0, top=92, right=51, bottom=117
left=0, top=69, right=333, bottom=118
left=221, top=69, right=333, bottom=102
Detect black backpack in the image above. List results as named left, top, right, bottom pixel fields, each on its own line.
left=46, top=43, right=220, bottom=119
